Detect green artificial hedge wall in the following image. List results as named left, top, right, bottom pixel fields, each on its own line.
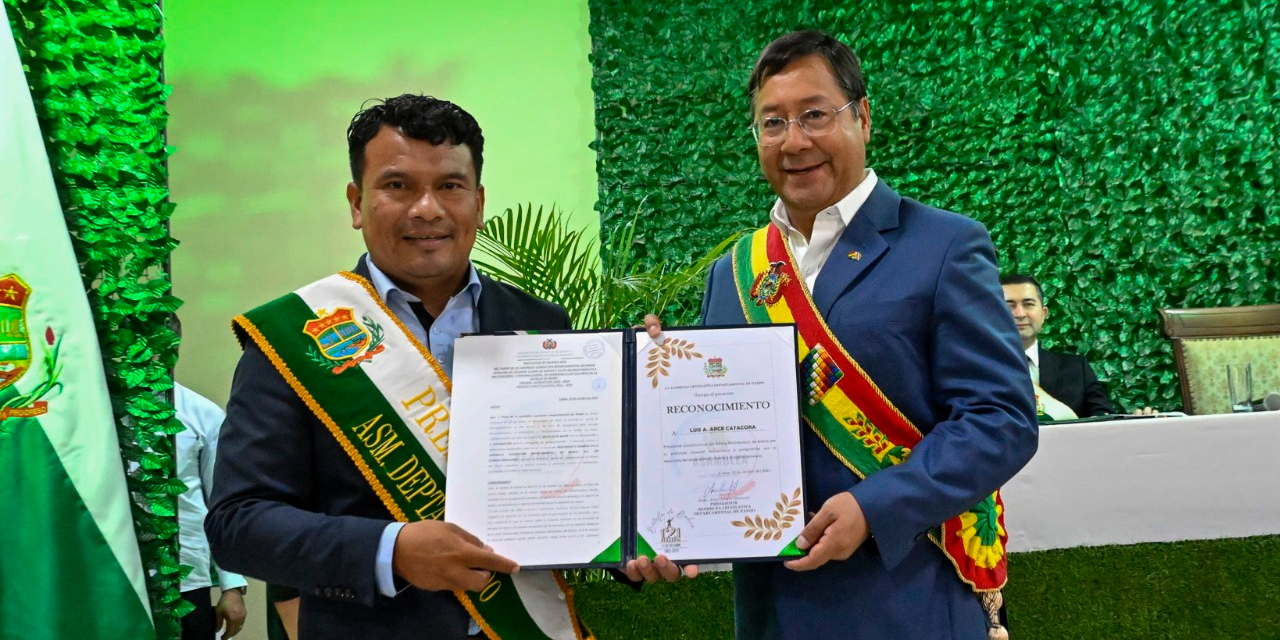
left=572, top=536, right=1280, bottom=639
left=589, top=1, right=1280, bottom=411
left=5, top=2, right=184, bottom=639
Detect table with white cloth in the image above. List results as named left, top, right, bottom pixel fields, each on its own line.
left=1003, top=411, right=1280, bottom=553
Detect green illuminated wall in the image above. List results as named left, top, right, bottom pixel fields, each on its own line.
left=165, top=0, right=600, bottom=403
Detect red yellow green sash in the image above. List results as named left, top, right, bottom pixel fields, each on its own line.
left=731, top=225, right=1007, bottom=592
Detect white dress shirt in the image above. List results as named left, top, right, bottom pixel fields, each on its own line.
left=770, top=168, right=879, bottom=288
left=175, top=383, right=248, bottom=593
left=1024, top=341, right=1041, bottom=386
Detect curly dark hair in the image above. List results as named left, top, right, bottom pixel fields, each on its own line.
left=346, top=94, right=485, bottom=186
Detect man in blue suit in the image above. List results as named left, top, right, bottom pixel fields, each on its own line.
left=696, top=31, right=1039, bottom=639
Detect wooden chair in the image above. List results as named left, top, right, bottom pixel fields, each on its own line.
left=1158, top=304, right=1280, bottom=414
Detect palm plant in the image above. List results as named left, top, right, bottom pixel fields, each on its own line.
left=474, top=203, right=739, bottom=329
left=475, top=203, right=737, bottom=585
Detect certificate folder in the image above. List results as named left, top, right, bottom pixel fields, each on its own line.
left=446, top=325, right=805, bottom=570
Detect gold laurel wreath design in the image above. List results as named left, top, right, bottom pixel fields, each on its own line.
left=644, top=338, right=702, bottom=388
left=731, top=487, right=802, bottom=541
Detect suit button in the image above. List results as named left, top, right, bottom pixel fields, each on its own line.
left=323, top=587, right=334, bottom=598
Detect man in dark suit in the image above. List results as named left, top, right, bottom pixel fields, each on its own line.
left=205, top=95, right=581, bottom=640
left=1000, top=273, right=1121, bottom=417
left=690, top=31, right=1039, bottom=640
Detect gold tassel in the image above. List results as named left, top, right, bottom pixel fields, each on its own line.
left=981, top=590, right=1007, bottom=640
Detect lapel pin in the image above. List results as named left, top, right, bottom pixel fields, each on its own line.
left=847, top=250, right=862, bottom=261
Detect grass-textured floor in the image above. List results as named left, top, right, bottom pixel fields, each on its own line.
left=571, top=536, right=1280, bottom=639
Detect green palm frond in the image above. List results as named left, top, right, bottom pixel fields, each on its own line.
left=474, top=204, right=601, bottom=326
left=475, top=204, right=740, bottom=329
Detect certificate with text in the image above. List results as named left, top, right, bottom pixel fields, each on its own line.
left=445, top=325, right=804, bottom=568
left=634, top=325, right=804, bottom=562
left=446, top=331, right=626, bottom=569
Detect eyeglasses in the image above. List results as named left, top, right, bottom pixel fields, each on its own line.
left=749, top=100, right=858, bottom=146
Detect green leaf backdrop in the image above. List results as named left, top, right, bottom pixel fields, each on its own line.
left=5, top=1, right=184, bottom=638
left=4, top=3, right=1278, bottom=638
left=588, top=0, right=1280, bottom=411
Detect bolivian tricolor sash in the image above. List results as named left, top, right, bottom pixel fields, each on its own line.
left=233, top=272, right=591, bottom=640
left=731, top=226, right=1009, bottom=595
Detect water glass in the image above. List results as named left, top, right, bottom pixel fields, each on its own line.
left=1227, top=363, right=1253, bottom=413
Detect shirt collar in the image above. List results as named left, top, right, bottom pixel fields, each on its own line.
left=770, top=168, right=879, bottom=236
left=1025, top=341, right=1040, bottom=367
left=364, top=254, right=482, bottom=307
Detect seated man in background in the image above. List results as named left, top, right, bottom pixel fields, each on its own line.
left=1001, top=274, right=1153, bottom=418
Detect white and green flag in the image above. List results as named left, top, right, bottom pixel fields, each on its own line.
left=0, top=13, right=154, bottom=639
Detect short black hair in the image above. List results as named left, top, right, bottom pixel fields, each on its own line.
left=748, top=30, right=867, bottom=113
left=346, top=94, right=485, bottom=186
left=1000, top=273, right=1045, bottom=304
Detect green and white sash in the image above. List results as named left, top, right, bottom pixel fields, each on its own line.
left=1033, top=383, right=1078, bottom=422
left=234, top=272, right=590, bottom=640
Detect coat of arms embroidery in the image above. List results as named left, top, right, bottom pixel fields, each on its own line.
left=303, top=308, right=386, bottom=374
left=749, top=261, right=790, bottom=307
left=0, top=274, right=61, bottom=423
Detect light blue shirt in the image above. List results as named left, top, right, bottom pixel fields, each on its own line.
left=365, top=255, right=482, bottom=377
left=364, top=256, right=482, bottom=602
left=175, top=383, right=248, bottom=593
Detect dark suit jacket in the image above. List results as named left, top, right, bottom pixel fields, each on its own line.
left=1038, top=346, right=1117, bottom=417
left=205, top=258, right=570, bottom=640
left=702, top=182, right=1039, bottom=640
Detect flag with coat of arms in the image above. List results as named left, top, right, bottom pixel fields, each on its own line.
left=0, top=10, right=154, bottom=639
